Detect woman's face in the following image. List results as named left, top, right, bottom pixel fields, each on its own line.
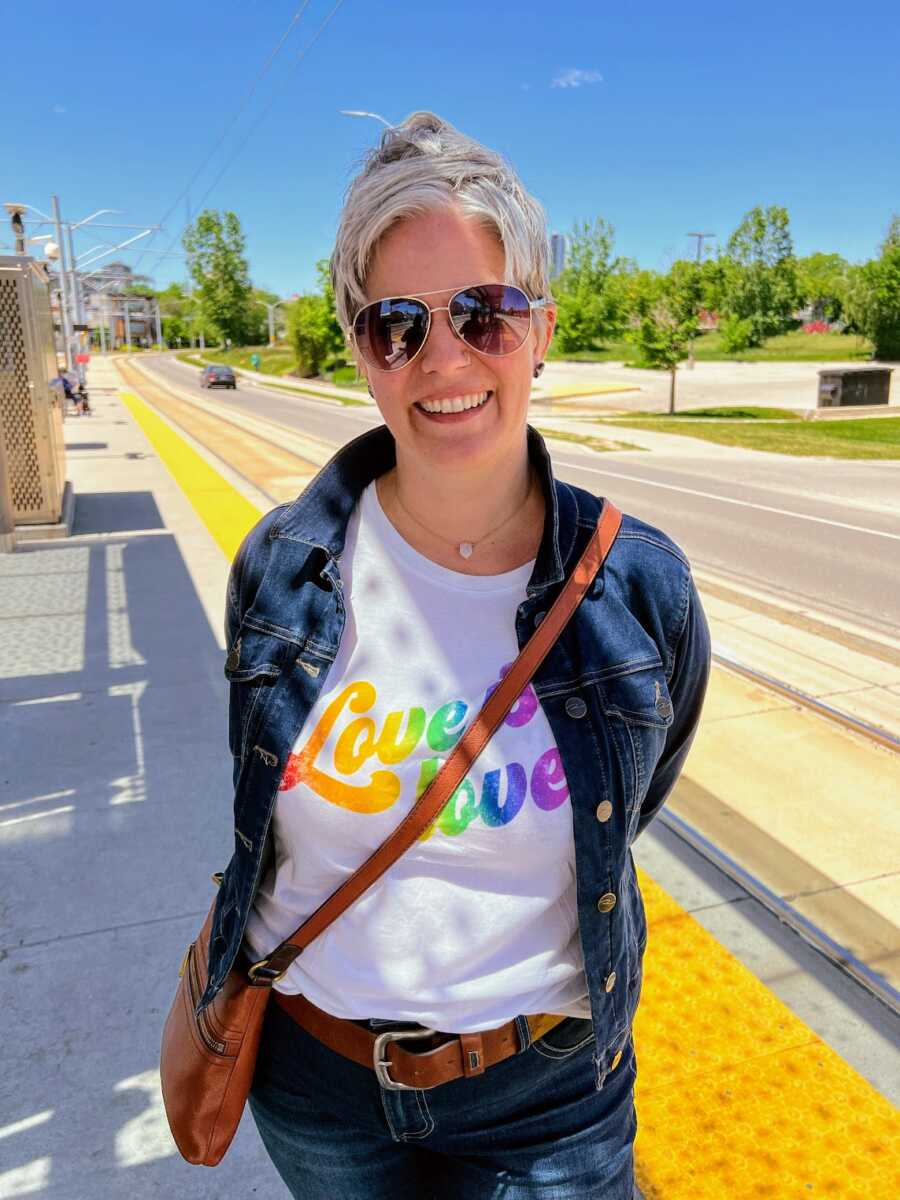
left=359, top=204, right=555, bottom=480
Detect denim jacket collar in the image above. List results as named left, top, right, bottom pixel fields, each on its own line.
left=271, top=424, right=576, bottom=597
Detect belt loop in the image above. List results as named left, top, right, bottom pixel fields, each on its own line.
left=459, top=1032, right=486, bottom=1077
left=514, top=1014, right=533, bottom=1050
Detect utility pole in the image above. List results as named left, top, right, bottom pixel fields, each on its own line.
left=687, top=231, right=715, bottom=263
left=51, top=196, right=74, bottom=371
left=124, top=301, right=132, bottom=352
left=154, top=301, right=163, bottom=348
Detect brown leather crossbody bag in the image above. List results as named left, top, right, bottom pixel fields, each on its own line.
left=160, top=500, right=622, bottom=1166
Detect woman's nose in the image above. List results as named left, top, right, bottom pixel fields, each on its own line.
left=417, top=309, right=470, bottom=374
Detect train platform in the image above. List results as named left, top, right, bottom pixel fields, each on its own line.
left=0, top=356, right=897, bottom=1199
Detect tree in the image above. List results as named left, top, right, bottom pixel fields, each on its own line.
left=182, top=210, right=253, bottom=344
left=720, top=205, right=799, bottom=345
left=796, top=252, right=849, bottom=322
left=553, top=219, right=626, bottom=353
left=285, top=263, right=344, bottom=376
left=844, top=217, right=900, bottom=360
left=629, top=263, right=702, bottom=412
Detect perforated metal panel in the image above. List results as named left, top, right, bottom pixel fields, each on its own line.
left=0, top=258, right=65, bottom=524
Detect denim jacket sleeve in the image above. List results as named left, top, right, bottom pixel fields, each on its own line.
left=634, top=572, right=711, bottom=841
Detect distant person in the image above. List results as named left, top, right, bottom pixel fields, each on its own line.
left=183, top=113, right=711, bottom=1198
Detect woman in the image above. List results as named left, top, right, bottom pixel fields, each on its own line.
left=204, top=113, right=711, bottom=1198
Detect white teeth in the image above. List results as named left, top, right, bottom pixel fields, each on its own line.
left=419, top=392, right=489, bottom=414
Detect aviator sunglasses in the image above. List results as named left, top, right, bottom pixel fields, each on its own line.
left=352, top=283, right=549, bottom=372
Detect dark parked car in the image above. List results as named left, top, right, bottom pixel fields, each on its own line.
left=200, top=365, right=237, bottom=390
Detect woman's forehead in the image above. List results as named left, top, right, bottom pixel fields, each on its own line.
left=366, top=207, right=505, bottom=299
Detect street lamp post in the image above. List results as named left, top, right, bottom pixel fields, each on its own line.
left=339, top=109, right=393, bottom=127
left=255, top=298, right=285, bottom=348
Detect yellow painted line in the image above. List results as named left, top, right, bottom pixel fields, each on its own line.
left=534, top=383, right=642, bottom=399
left=119, top=390, right=262, bottom=560
left=117, top=381, right=900, bottom=1197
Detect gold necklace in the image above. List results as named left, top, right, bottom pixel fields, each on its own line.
left=388, top=470, right=535, bottom=559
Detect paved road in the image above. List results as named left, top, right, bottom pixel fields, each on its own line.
left=146, top=355, right=900, bottom=642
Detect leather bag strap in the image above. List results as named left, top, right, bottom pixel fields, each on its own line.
left=251, top=500, right=623, bottom=984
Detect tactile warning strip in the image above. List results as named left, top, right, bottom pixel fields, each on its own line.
left=118, top=375, right=900, bottom=1198
left=634, top=870, right=900, bottom=1198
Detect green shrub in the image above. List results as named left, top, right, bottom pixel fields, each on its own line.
left=719, top=315, right=754, bottom=353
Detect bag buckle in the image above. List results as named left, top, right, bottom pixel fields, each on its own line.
left=373, top=1027, right=436, bottom=1091
left=247, top=958, right=288, bottom=986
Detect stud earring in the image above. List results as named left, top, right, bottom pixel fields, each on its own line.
left=533, top=362, right=545, bottom=379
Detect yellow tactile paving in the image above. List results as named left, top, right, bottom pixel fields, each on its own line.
left=634, top=870, right=900, bottom=1198
left=117, top=377, right=900, bottom=1199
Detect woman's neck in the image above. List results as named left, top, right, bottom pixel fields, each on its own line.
left=376, top=452, right=545, bottom=575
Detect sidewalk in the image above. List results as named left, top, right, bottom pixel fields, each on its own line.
left=0, top=356, right=280, bottom=1196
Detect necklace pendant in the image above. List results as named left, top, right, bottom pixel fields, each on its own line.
left=458, top=542, right=474, bottom=559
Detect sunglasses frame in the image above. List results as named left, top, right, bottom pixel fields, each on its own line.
left=352, top=282, right=549, bottom=373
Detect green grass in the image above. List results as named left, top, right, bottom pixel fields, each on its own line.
left=548, top=329, right=875, bottom=366
left=599, top=406, right=900, bottom=458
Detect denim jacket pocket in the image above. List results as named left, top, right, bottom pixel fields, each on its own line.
left=596, top=663, right=674, bottom=819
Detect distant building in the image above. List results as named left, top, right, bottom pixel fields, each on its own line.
left=550, top=233, right=568, bottom=279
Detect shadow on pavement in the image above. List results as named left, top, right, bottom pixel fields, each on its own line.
left=72, top=491, right=166, bottom=536
left=0, top=523, right=284, bottom=1196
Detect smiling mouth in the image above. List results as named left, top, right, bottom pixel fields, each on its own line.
left=414, top=390, right=492, bottom=417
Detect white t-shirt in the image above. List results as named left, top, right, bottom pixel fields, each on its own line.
left=244, top=481, right=590, bottom=1033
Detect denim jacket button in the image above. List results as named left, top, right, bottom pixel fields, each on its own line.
left=604, top=971, right=617, bottom=992
left=565, top=696, right=587, bottom=719
left=595, top=801, right=613, bottom=822
left=597, top=892, right=617, bottom=913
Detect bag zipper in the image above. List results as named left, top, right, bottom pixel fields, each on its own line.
left=187, top=944, right=227, bottom=1055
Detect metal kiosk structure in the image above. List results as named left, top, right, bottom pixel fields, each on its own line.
left=0, top=255, right=68, bottom=537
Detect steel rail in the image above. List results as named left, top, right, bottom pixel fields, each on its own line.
left=712, top=650, right=900, bottom=755
left=658, top=809, right=900, bottom=1017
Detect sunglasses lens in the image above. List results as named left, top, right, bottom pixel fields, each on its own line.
left=449, top=285, right=532, bottom=356
left=354, top=299, right=429, bottom=371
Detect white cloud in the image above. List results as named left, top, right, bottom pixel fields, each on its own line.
left=551, top=68, right=603, bottom=89
left=51, top=104, right=66, bottom=114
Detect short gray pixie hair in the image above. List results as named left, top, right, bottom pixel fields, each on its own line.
left=331, top=111, right=552, bottom=334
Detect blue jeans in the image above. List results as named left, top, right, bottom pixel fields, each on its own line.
left=249, top=1005, right=637, bottom=1199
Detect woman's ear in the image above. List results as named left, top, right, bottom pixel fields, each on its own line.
left=535, top=304, right=557, bottom=363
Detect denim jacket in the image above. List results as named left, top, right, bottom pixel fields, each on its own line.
left=202, top=424, right=711, bottom=1084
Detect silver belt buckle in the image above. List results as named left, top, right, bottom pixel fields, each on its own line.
left=373, top=1027, right=437, bottom=1091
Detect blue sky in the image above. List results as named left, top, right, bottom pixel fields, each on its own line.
left=4, top=0, right=899, bottom=296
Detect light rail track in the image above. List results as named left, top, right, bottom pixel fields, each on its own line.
left=714, top=649, right=900, bottom=755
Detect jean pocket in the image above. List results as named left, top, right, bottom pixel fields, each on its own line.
left=531, top=1017, right=595, bottom=1061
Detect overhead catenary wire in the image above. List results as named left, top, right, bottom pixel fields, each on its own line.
left=159, top=0, right=347, bottom=274
left=132, top=1, right=314, bottom=274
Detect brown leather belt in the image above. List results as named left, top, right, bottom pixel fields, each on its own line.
left=273, top=992, right=561, bottom=1091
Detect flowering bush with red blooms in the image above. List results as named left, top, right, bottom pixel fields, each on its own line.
left=802, top=320, right=831, bottom=334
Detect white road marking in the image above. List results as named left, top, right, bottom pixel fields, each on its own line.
left=552, top=456, right=900, bottom=541
left=0, top=1112, right=53, bottom=1141
left=0, top=806, right=75, bottom=830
